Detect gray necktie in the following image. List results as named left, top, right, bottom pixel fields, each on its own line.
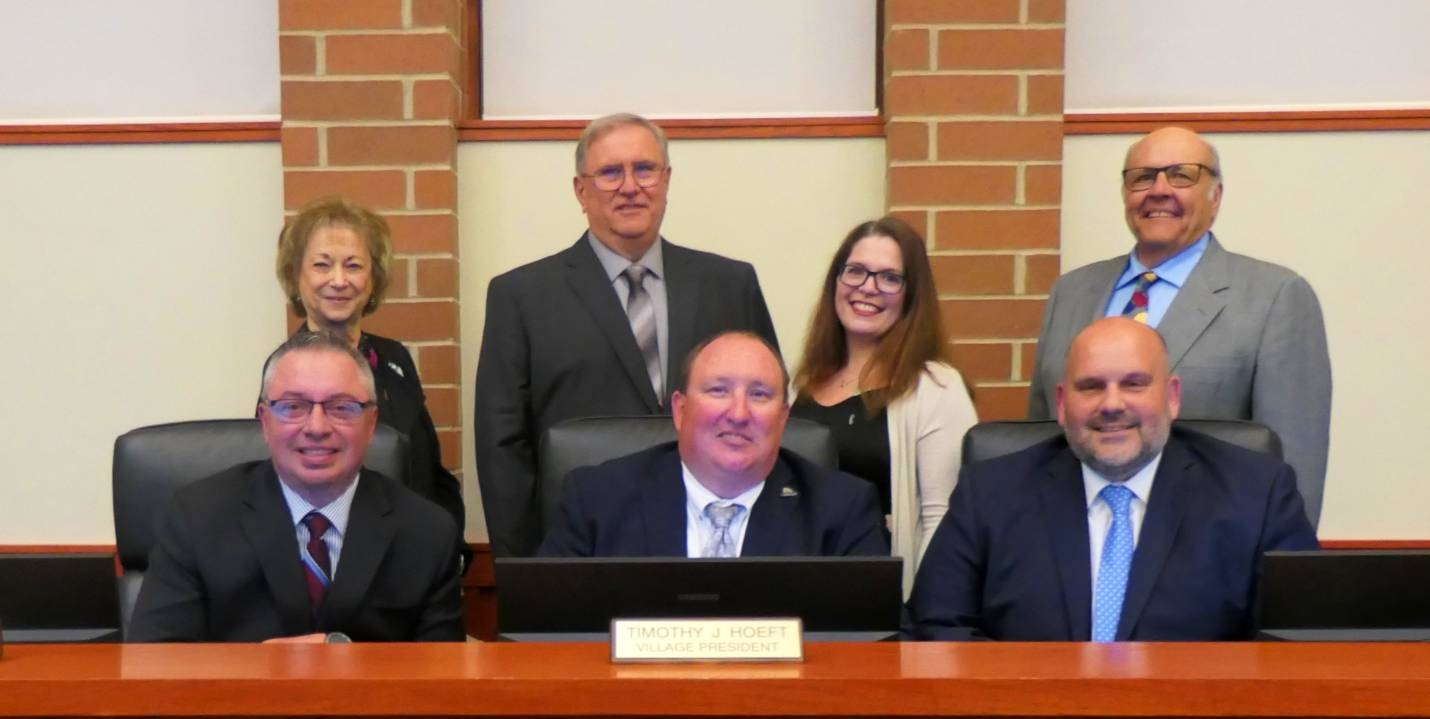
left=622, top=264, right=662, bottom=402
left=703, top=502, right=746, bottom=558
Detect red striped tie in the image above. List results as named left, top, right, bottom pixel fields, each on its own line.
left=301, top=512, right=333, bottom=612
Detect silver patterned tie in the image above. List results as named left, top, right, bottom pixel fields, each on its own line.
left=622, top=264, right=663, bottom=402
left=703, top=502, right=746, bottom=558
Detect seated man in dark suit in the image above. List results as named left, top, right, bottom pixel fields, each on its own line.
left=539, top=331, right=888, bottom=558
left=129, top=331, right=464, bottom=642
left=907, top=317, right=1317, bottom=641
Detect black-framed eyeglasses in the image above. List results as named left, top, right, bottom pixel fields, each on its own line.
left=263, top=398, right=374, bottom=424
left=582, top=162, right=666, bottom=191
left=839, top=263, right=906, bottom=294
left=1121, top=163, right=1218, bottom=191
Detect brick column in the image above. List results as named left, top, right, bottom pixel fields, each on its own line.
left=278, top=0, right=468, bottom=473
left=884, top=0, right=1065, bottom=419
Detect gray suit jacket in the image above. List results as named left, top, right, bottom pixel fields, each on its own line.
left=1027, top=236, right=1332, bottom=526
left=475, top=236, right=779, bottom=557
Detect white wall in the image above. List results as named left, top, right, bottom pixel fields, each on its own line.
left=1061, top=131, right=1430, bottom=538
left=0, top=143, right=285, bottom=542
left=457, top=137, right=887, bottom=540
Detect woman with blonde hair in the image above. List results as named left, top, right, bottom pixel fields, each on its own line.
left=791, top=217, right=977, bottom=594
left=276, top=197, right=465, bottom=556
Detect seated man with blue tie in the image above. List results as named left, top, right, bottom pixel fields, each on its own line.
left=129, top=331, right=465, bottom=642
left=539, top=331, right=889, bottom=558
left=906, top=317, right=1317, bottom=641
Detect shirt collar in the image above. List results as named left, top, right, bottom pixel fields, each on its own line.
left=1114, top=232, right=1211, bottom=291
left=587, top=231, right=665, bottom=283
left=680, top=461, right=765, bottom=511
left=1081, top=451, right=1162, bottom=509
left=277, top=471, right=361, bottom=537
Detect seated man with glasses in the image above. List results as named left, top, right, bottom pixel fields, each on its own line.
left=1026, top=126, right=1332, bottom=528
left=475, top=113, right=780, bottom=558
left=129, top=331, right=465, bottom=642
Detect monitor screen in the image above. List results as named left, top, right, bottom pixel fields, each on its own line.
left=0, top=553, right=122, bottom=642
left=1260, top=549, right=1430, bottom=641
left=495, top=556, right=902, bottom=637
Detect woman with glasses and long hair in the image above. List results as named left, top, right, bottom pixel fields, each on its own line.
left=275, top=197, right=466, bottom=562
left=791, top=217, right=977, bottom=594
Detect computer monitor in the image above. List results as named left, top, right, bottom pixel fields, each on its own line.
left=1259, top=549, right=1430, bottom=641
left=495, top=556, right=902, bottom=641
left=0, top=553, right=123, bottom=642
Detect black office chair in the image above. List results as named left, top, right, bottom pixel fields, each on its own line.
left=961, top=418, right=1283, bottom=466
left=111, top=418, right=408, bottom=636
left=537, top=415, right=837, bottom=534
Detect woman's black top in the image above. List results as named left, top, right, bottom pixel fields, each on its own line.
left=790, top=393, right=892, bottom=515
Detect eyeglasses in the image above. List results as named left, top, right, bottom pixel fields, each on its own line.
left=1121, top=163, right=1218, bottom=191
left=582, top=162, right=666, bottom=191
left=263, top=398, right=374, bottom=424
left=839, top=263, right=906, bottom=294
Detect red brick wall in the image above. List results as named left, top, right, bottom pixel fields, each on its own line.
left=884, top=0, right=1065, bottom=419
left=278, top=0, right=468, bottom=473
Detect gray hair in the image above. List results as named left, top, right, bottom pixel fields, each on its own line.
left=574, top=113, right=669, bottom=174
left=258, top=330, right=375, bottom=402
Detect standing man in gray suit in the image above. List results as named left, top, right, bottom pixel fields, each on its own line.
left=1028, top=127, right=1331, bottom=526
left=475, top=113, right=779, bottom=557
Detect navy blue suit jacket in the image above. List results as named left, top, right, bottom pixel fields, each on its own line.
left=538, top=443, right=889, bottom=557
left=906, top=428, right=1318, bottom=641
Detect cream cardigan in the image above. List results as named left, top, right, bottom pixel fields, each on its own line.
left=886, top=361, right=978, bottom=597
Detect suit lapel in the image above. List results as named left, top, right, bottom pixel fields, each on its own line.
left=320, top=471, right=395, bottom=630
left=240, top=464, right=316, bottom=636
left=1117, top=439, right=1190, bottom=640
left=1040, top=450, right=1094, bottom=640
left=741, top=460, right=799, bottom=556
left=661, top=241, right=699, bottom=400
left=1157, top=235, right=1230, bottom=371
left=641, top=450, right=690, bottom=556
left=1084, top=261, right=1123, bottom=325
left=561, top=237, right=662, bottom=411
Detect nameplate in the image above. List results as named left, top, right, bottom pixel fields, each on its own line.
left=610, top=618, right=803, bottom=662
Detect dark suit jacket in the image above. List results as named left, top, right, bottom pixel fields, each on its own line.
left=129, top=462, right=465, bottom=642
left=475, top=236, right=779, bottom=556
left=361, top=333, right=466, bottom=555
left=1026, top=236, right=1332, bottom=526
left=905, top=428, right=1318, bottom=641
left=538, top=444, right=889, bottom=558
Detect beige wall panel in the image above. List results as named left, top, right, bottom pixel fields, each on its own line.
left=1062, top=131, right=1430, bottom=538
left=0, top=143, right=285, bottom=542
left=458, top=138, right=887, bottom=540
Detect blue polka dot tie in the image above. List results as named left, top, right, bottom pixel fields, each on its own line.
left=1093, top=485, right=1135, bottom=642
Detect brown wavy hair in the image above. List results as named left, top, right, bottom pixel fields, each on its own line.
left=792, top=217, right=950, bottom=413
left=276, top=196, right=394, bottom=319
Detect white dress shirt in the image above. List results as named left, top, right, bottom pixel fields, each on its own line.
left=681, top=463, right=764, bottom=558
left=1081, top=453, right=1162, bottom=594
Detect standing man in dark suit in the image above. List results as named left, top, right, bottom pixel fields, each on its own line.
left=540, top=332, right=887, bottom=558
left=130, top=332, right=464, bottom=642
left=1027, top=127, right=1331, bottom=526
left=476, top=113, right=779, bottom=557
left=908, top=318, right=1317, bottom=641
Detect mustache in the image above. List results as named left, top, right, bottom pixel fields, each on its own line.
left=1087, top=410, right=1139, bottom=430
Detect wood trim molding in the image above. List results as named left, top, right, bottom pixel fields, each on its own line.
left=0, top=121, right=280, bottom=146
left=1065, top=109, right=1430, bottom=134
left=458, top=116, right=886, bottom=141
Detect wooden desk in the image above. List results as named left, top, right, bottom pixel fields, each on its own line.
left=3, top=642, right=1430, bottom=717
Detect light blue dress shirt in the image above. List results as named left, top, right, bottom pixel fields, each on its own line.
left=278, top=474, right=360, bottom=579
left=1103, top=233, right=1211, bottom=327
left=681, top=463, right=764, bottom=558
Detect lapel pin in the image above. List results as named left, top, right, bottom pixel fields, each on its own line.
left=387, top=362, right=404, bottom=377
left=781, top=486, right=798, bottom=497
